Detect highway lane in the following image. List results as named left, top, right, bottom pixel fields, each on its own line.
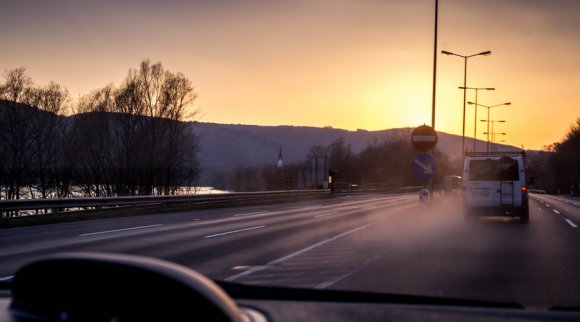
left=331, top=194, right=580, bottom=309
left=530, top=193, right=580, bottom=229
left=0, top=193, right=415, bottom=280
left=2, top=192, right=580, bottom=309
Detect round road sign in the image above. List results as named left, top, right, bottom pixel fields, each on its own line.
left=411, top=125, right=438, bottom=151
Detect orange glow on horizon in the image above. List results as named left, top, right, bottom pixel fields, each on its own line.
left=1, top=1, right=579, bottom=150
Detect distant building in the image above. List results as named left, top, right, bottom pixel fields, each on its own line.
left=277, top=147, right=283, bottom=168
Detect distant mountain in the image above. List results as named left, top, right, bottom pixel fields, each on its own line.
left=191, top=122, right=518, bottom=185
left=0, top=99, right=519, bottom=188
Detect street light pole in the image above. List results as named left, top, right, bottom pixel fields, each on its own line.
left=460, top=87, right=495, bottom=152
left=469, top=101, right=511, bottom=152
left=431, top=0, right=438, bottom=129
left=441, top=50, right=491, bottom=153
left=484, top=129, right=506, bottom=152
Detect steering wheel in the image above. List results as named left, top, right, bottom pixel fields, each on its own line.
left=9, top=253, right=244, bottom=322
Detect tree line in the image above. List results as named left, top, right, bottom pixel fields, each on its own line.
left=224, top=120, right=580, bottom=195
left=0, top=59, right=200, bottom=204
left=222, top=134, right=457, bottom=192
left=527, top=118, right=580, bottom=195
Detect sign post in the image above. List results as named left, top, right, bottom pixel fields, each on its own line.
left=411, top=125, right=438, bottom=200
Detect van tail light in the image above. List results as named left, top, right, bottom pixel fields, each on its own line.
left=521, top=186, right=527, bottom=192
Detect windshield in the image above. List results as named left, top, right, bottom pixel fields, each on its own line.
left=1, top=0, right=580, bottom=311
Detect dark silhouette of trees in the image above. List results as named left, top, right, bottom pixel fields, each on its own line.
left=0, top=68, right=69, bottom=202
left=524, top=118, right=579, bottom=194
left=326, top=138, right=357, bottom=184
left=70, top=59, right=200, bottom=197
left=0, top=60, right=201, bottom=209
left=550, top=118, right=580, bottom=194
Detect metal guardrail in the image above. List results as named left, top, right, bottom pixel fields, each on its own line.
left=528, top=189, right=546, bottom=194
left=0, top=190, right=330, bottom=214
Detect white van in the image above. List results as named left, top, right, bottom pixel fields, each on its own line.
left=462, top=151, right=529, bottom=223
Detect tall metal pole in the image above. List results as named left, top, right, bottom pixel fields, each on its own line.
left=431, top=0, right=438, bottom=129
left=462, top=57, right=467, bottom=153
left=491, top=121, right=495, bottom=152
left=429, top=0, right=438, bottom=199
left=487, top=107, right=490, bottom=152
left=473, top=89, right=478, bottom=152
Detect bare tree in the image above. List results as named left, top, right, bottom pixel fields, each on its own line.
left=0, top=68, right=37, bottom=201
left=116, top=59, right=198, bottom=195
left=1, top=60, right=200, bottom=203
left=71, top=86, right=116, bottom=197
left=21, top=82, right=69, bottom=199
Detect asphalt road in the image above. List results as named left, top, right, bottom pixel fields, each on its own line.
left=1, top=192, right=579, bottom=309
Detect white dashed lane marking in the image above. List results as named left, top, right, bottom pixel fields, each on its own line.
left=202, top=225, right=266, bottom=239
left=565, top=219, right=578, bottom=228
left=77, top=224, right=163, bottom=237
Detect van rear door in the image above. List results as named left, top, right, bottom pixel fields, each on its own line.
left=497, top=156, right=522, bottom=207
left=467, top=159, right=500, bottom=207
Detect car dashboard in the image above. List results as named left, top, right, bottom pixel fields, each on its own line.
left=0, top=253, right=578, bottom=322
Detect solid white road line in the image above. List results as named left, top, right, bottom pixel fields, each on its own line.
left=233, top=211, right=269, bottom=217
left=225, top=223, right=373, bottom=282
left=314, top=212, right=338, bottom=218
left=202, top=225, right=265, bottom=239
left=565, top=219, right=578, bottom=228
left=77, top=224, right=163, bottom=237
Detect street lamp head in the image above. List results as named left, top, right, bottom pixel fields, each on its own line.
left=480, top=120, right=487, bottom=122
left=460, top=87, right=495, bottom=91
left=478, top=50, right=492, bottom=56
left=499, top=120, right=506, bottom=123
left=505, top=102, right=511, bottom=106
left=467, top=101, right=475, bottom=105
left=441, top=50, right=454, bottom=55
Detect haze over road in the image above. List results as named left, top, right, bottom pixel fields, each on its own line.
left=1, top=193, right=579, bottom=309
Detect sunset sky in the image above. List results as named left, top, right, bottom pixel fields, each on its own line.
left=1, top=0, right=579, bottom=150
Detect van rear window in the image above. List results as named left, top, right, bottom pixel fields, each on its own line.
left=469, top=158, right=519, bottom=181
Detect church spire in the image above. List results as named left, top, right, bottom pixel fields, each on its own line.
left=277, top=147, right=283, bottom=168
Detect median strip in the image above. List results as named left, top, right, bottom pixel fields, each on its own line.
left=77, top=224, right=163, bottom=237
left=202, top=225, right=266, bottom=239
